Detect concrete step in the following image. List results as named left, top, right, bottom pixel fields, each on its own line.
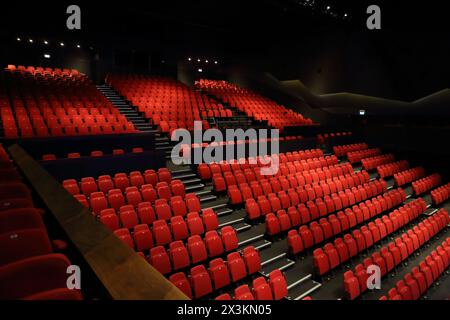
left=119, top=110, right=139, bottom=114
left=103, top=95, right=121, bottom=99
left=155, top=146, right=172, bottom=151
left=139, top=129, right=157, bottom=133
left=136, top=127, right=155, bottom=132
left=98, top=84, right=159, bottom=135
left=171, top=168, right=192, bottom=175
left=126, top=117, right=147, bottom=121
left=134, top=124, right=153, bottom=128
left=195, top=189, right=213, bottom=198
left=182, top=177, right=202, bottom=185
left=199, top=194, right=217, bottom=203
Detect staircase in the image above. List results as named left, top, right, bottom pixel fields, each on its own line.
left=96, top=84, right=156, bottom=133
left=216, top=109, right=271, bottom=131
left=202, top=93, right=271, bottom=131
left=97, top=84, right=174, bottom=157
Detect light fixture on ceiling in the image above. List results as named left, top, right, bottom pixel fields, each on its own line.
left=44, top=40, right=49, bottom=45
left=44, top=54, right=51, bottom=59
left=60, top=42, right=65, bottom=47
left=198, top=68, right=203, bottom=73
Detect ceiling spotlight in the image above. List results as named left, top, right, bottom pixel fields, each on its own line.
left=198, top=68, right=203, bottom=73
left=43, top=54, right=51, bottom=59
left=16, top=37, right=21, bottom=41
left=188, top=57, right=192, bottom=61
left=60, top=42, right=64, bottom=47
left=359, top=109, right=366, bottom=116
left=44, top=40, right=48, bottom=45
left=205, top=60, right=209, bottom=63
left=76, top=44, right=81, bottom=48
left=197, top=58, right=201, bottom=62
left=28, top=39, right=34, bottom=43
left=214, top=61, right=218, bottom=64
left=326, top=6, right=331, bottom=10
left=344, top=13, right=348, bottom=17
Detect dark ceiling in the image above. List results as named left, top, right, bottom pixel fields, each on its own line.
left=1, top=0, right=448, bottom=57
left=0, top=1, right=448, bottom=102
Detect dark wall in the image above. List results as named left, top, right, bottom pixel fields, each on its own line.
left=0, top=39, right=180, bottom=84
left=1, top=2, right=448, bottom=101
left=355, top=116, right=450, bottom=181
left=246, top=29, right=449, bottom=102
left=216, top=68, right=336, bottom=126
left=0, top=39, right=94, bottom=78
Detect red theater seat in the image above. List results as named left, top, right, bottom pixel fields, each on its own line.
left=119, top=209, right=139, bottom=229
left=205, top=231, right=224, bottom=257
left=150, top=246, right=171, bottom=275
left=227, top=252, right=247, bottom=282
left=216, top=293, right=232, bottom=300
left=185, top=193, right=201, bottom=212
left=243, top=246, right=261, bottom=275
left=169, top=272, right=192, bottom=298
left=136, top=202, right=156, bottom=224
left=114, top=228, right=134, bottom=249
left=98, top=176, right=114, bottom=194
left=133, top=224, right=153, bottom=252
left=190, top=265, right=213, bottom=298
left=108, top=190, right=126, bottom=210
left=63, top=179, right=80, bottom=195
left=170, top=216, right=188, bottom=241
left=80, top=177, right=98, bottom=196
left=152, top=220, right=172, bottom=246
left=209, top=258, right=230, bottom=290
left=155, top=199, right=172, bottom=221
left=170, top=196, right=187, bottom=217
left=344, top=271, right=360, bottom=300
left=234, top=285, right=254, bottom=300
left=253, top=277, right=273, bottom=300
left=221, top=226, right=238, bottom=252
left=169, top=241, right=190, bottom=270
left=202, top=208, right=219, bottom=231
left=90, top=192, right=108, bottom=214
left=0, top=229, right=53, bottom=265
left=188, top=235, right=208, bottom=264
left=187, top=212, right=205, bottom=235
left=0, top=254, right=77, bottom=299
left=268, top=270, right=288, bottom=300
left=100, top=213, right=120, bottom=231
left=0, top=208, right=45, bottom=234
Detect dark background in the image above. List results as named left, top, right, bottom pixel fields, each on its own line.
left=1, top=0, right=448, bottom=102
